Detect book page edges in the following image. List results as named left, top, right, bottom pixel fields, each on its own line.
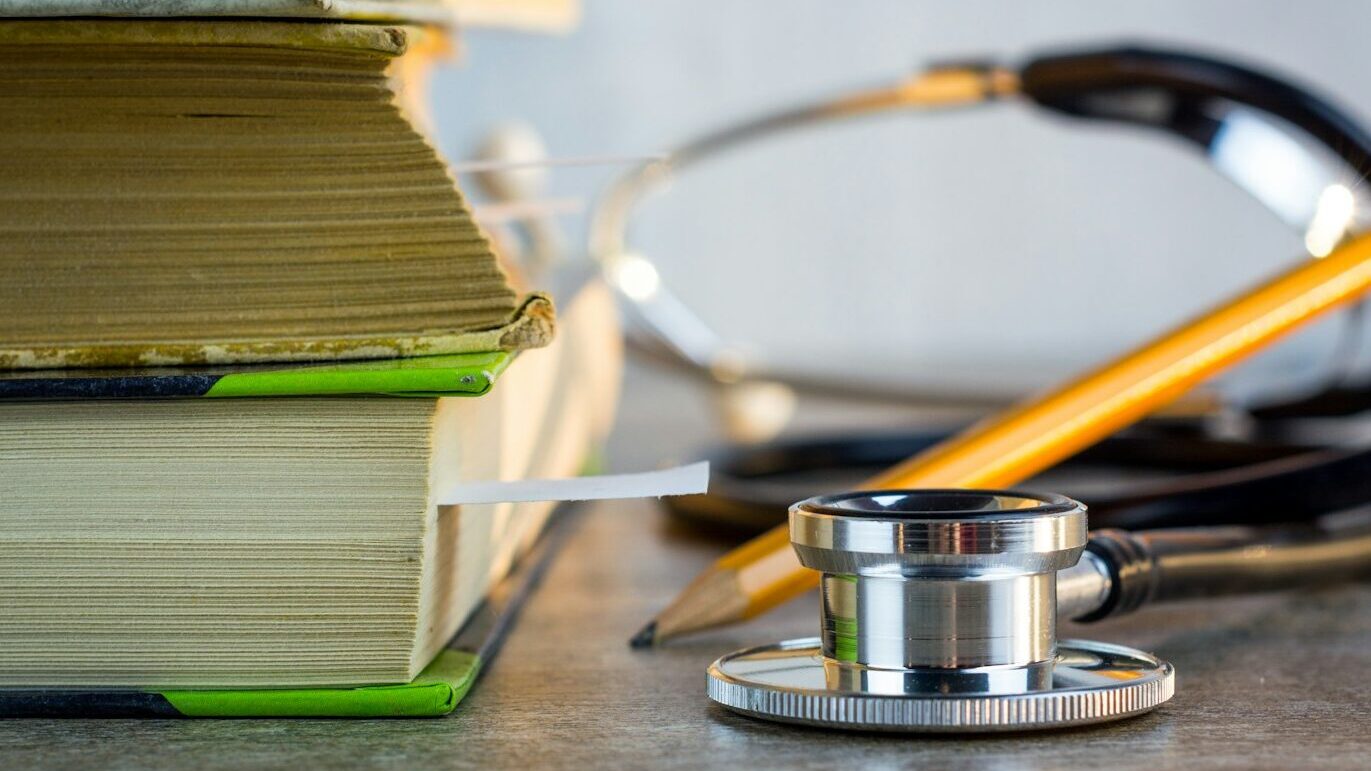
left=0, top=293, right=555, bottom=370
left=0, top=1, right=579, bottom=31
left=0, top=18, right=412, bottom=55
left=0, top=1, right=449, bottom=27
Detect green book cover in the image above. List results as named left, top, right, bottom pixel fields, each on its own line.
left=0, top=351, right=514, bottom=400
left=161, top=650, right=481, bottom=719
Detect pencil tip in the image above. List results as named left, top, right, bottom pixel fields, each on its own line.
left=628, top=621, right=658, bottom=649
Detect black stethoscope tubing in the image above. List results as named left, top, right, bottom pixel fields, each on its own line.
left=667, top=421, right=1371, bottom=533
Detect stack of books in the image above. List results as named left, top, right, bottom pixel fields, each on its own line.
left=0, top=7, right=618, bottom=717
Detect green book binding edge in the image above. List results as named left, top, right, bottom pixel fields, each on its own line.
left=0, top=351, right=514, bottom=400
left=162, top=650, right=480, bottom=718
left=205, top=352, right=513, bottom=398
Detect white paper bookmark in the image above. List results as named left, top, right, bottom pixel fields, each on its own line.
left=438, top=462, right=709, bottom=506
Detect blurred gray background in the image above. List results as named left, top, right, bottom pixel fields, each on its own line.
left=429, top=0, right=1371, bottom=402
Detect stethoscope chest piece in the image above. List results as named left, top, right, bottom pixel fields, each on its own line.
left=705, top=490, right=1175, bottom=732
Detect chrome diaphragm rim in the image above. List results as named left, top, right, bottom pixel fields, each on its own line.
left=706, top=637, right=1175, bottom=733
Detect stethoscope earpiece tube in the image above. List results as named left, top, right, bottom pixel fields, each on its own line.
left=1019, top=44, right=1371, bottom=179
left=596, top=41, right=1371, bottom=424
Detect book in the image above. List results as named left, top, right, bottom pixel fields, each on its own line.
left=0, top=277, right=622, bottom=696
left=0, top=0, right=580, bottom=32
left=0, top=502, right=579, bottom=717
left=0, top=20, right=553, bottom=370
left=0, top=13, right=624, bottom=716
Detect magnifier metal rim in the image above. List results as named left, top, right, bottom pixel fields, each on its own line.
left=707, top=637, right=1175, bottom=733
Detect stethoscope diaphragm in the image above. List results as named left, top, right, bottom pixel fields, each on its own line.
left=705, top=490, right=1175, bottom=732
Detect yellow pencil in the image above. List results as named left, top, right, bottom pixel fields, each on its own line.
left=632, top=231, right=1371, bottom=646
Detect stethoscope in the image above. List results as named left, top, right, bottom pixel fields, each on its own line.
left=590, top=42, right=1371, bottom=534
left=590, top=43, right=1371, bottom=442
left=587, top=44, right=1371, bottom=731
left=706, top=488, right=1371, bottom=732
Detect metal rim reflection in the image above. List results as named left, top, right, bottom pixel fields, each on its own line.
left=707, top=637, right=1175, bottom=732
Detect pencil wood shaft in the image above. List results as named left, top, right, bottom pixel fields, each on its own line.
left=649, top=232, right=1371, bottom=642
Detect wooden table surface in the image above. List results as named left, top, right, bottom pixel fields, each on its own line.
left=4, top=370, right=1369, bottom=769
